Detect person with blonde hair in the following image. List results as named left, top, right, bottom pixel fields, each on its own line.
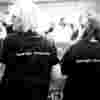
left=0, top=0, right=60, bottom=100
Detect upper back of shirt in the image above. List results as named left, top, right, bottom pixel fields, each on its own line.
left=2, top=31, right=58, bottom=81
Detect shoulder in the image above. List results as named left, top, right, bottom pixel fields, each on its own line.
left=4, top=32, right=20, bottom=48
left=41, top=35, right=55, bottom=49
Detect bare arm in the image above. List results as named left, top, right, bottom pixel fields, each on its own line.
left=0, top=23, right=7, bottom=40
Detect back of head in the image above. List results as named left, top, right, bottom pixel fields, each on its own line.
left=8, top=0, right=39, bottom=32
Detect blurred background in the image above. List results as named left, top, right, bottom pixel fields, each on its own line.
left=0, top=0, right=98, bottom=21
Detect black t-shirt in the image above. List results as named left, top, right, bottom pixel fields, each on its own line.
left=1, top=32, right=58, bottom=83
left=61, top=25, right=100, bottom=75
left=62, top=40, right=100, bottom=100
left=61, top=39, right=100, bottom=83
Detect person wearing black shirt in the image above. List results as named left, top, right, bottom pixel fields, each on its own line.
left=61, top=16, right=100, bottom=100
left=0, top=30, right=58, bottom=100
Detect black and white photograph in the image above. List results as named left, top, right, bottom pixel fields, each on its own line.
left=0, top=0, right=99, bottom=100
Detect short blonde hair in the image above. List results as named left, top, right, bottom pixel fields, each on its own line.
left=8, top=0, right=40, bottom=32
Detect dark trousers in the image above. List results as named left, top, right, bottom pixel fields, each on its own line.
left=8, top=79, right=49, bottom=100
left=63, top=78, right=72, bottom=100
